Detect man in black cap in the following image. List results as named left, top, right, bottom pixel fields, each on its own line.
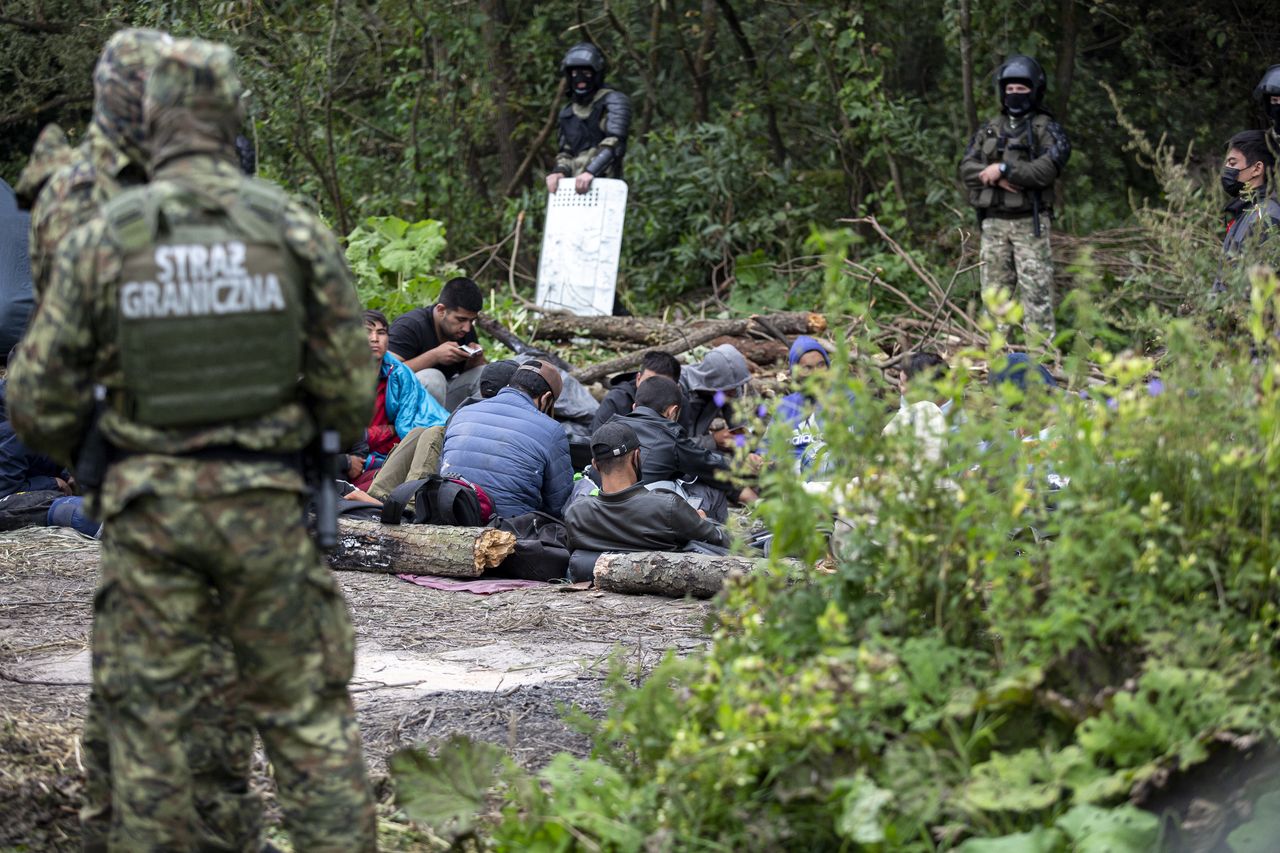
left=565, top=421, right=728, bottom=555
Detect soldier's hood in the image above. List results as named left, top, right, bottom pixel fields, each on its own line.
left=14, top=123, right=74, bottom=207
left=681, top=344, right=750, bottom=394
left=145, top=38, right=245, bottom=172
left=92, top=29, right=172, bottom=168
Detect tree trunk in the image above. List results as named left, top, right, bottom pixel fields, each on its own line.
left=532, top=311, right=823, bottom=346
left=329, top=519, right=516, bottom=577
left=593, top=551, right=766, bottom=598
left=475, top=315, right=575, bottom=372
left=714, top=0, right=786, bottom=168
left=958, top=0, right=978, bottom=136
left=570, top=312, right=828, bottom=385
left=479, top=0, right=520, bottom=188
left=1053, top=0, right=1080, bottom=121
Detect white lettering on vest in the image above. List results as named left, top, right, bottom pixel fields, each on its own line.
left=120, top=241, right=285, bottom=319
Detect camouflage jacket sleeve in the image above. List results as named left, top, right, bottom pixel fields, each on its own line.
left=1007, top=117, right=1071, bottom=191
left=7, top=220, right=105, bottom=466
left=283, top=203, right=376, bottom=448
left=958, top=125, right=990, bottom=191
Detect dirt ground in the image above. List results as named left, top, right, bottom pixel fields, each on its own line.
left=0, top=526, right=711, bottom=851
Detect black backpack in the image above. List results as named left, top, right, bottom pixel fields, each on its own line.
left=380, top=476, right=484, bottom=527
left=486, top=511, right=571, bottom=581
left=0, top=489, right=60, bottom=532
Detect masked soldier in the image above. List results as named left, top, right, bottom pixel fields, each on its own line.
left=545, top=42, right=631, bottom=194
left=960, top=55, right=1071, bottom=342
left=22, top=29, right=262, bottom=853
left=1257, top=65, right=1280, bottom=167
left=7, top=38, right=376, bottom=851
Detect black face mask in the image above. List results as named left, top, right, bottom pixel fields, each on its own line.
left=569, top=68, right=597, bottom=102
left=1221, top=166, right=1246, bottom=198
left=1003, top=91, right=1034, bottom=117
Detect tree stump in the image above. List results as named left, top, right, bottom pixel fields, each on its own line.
left=329, top=519, right=516, bottom=577
left=592, top=551, right=767, bottom=598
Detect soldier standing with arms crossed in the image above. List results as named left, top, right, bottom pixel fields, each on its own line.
left=8, top=38, right=377, bottom=851
left=960, top=55, right=1071, bottom=344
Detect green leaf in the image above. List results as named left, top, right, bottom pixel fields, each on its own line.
left=964, top=749, right=1064, bottom=813
left=1227, top=790, right=1280, bottom=852
left=956, top=827, right=1066, bottom=853
left=1056, top=804, right=1160, bottom=852
left=835, top=772, right=893, bottom=843
left=389, top=735, right=506, bottom=840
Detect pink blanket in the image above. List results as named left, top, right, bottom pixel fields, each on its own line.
left=395, top=574, right=547, bottom=595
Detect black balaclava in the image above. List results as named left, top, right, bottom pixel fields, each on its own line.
left=569, top=67, right=598, bottom=104
left=1003, top=82, right=1034, bottom=118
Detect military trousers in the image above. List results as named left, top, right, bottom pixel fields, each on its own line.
left=93, top=489, right=376, bottom=852
left=979, top=214, right=1056, bottom=339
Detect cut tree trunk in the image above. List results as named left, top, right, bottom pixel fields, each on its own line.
left=572, top=312, right=827, bottom=385
left=329, top=519, right=516, bottom=577
left=532, top=311, right=820, bottom=346
left=592, top=551, right=767, bottom=598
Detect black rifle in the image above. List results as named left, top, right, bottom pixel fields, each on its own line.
left=1025, top=118, right=1043, bottom=238
left=74, top=395, right=112, bottom=496
left=311, top=429, right=343, bottom=551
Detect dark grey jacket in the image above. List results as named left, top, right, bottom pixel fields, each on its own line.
left=564, top=483, right=726, bottom=552
left=614, top=407, right=735, bottom=495
left=1223, top=192, right=1280, bottom=257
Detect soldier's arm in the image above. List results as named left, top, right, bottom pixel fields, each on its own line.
left=7, top=223, right=103, bottom=466
left=584, top=91, right=632, bottom=176
left=284, top=204, right=377, bottom=448
left=1007, top=120, right=1071, bottom=190
left=554, top=121, right=574, bottom=176
left=958, top=128, right=990, bottom=190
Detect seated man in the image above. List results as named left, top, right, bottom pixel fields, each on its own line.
left=387, top=276, right=487, bottom=409
left=679, top=343, right=751, bottom=450
left=440, top=360, right=573, bottom=518
left=590, top=350, right=684, bottom=431
left=368, top=359, right=523, bottom=500
left=0, top=346, right=68, bottom=500
left=1219, top=130, right=1280, bottom=262
left=348, top=309, right=450, bottom=491
left=615, top=375, right=757, bottom=523
left=566, top=421, right=728, bottom=555
left=883, top=351, right=953, bottom=465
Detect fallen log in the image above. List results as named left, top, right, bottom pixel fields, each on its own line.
left=330, top=519, right=516, bottom=577
left=534, top=310, right=821, bottom=347
left=573, top=312, right=827, bottom=385
left=709, top=336, right=790, bottom=367
left=476, top=316, right=574, bottom=373
left=592, top=551, right=768, bottom=598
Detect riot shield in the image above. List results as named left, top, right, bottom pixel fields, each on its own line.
left=535, top=177, right=627, bottom=316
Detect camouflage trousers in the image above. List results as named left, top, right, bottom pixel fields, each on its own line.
left=80, top=640, right=258, bottom=852
left=980, top=215, right=1056, bottom=339
left=93, top=489, right=376, bottom=852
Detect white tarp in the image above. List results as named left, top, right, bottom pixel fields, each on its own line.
left=535, top=178, right=627, bottom=316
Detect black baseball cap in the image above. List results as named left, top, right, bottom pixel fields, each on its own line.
left=590, top=422, right=639, bottom=459
left=478, top=359, right=519, bottom=398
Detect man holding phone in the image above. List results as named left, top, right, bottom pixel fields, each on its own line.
left=388, top=276, right=488, bottom=410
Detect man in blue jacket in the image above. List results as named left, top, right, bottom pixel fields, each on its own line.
left=439, top=360, right=573, bottom=518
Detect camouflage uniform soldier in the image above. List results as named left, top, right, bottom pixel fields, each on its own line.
left=7, top=38, right=377, bottom=851
left=22, top=30, right=259, bottom=853
left=14, top=123, right=76, bottom=209
left=545, top=42, right=631, bottom=194
left=960, top=55, right=1071, bottom=341
left=28, top=29, right=170, bottom=302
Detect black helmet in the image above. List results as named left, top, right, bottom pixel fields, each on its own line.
left=560, top=42, right=606, bottom=78
left=995, top=54, right=1047, bottom=109
left=1255, top=64, right=1280, bottom=101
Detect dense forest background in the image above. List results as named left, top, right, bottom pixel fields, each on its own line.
left=1, top=0, right=1277, bottom=314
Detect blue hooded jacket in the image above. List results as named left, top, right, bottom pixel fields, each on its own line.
left=440, top=387, right=574, bottom=518
left=777, top=337, right=830, bottom=427
left=383, top=352, right=449, bottom=438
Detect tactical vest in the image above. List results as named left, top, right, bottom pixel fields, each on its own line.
left=104, top=179, right=305, bottom=428
left=969, top=114, right=1055, bottom=216
left=560, top=93, right=611, bottom=157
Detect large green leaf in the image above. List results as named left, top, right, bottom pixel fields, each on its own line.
left=390, top=735, right=506, bottom=840
left=1056, top=804, right=1160, bottom=852
left=1227, top=790, right=1280, bottom=853
left=834, top=772, right=894, bottom=844
left=956, top=827, right=1066, bottom=853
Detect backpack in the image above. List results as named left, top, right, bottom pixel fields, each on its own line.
left=0, top=489, right=60, bottom=532
left=486, top=511, right=571, bottom=581
left=379, top=475, right=491, bottom=527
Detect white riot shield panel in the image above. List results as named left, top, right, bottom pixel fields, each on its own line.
left=536, top=178, right=627, bottom=316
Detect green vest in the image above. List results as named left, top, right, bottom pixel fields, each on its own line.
left=103, top=179, right=305, bottom=428
left=968, top=113, right=1054, bottom=216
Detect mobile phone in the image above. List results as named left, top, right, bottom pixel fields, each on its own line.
left=458, top=343, right=483, bottom=356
